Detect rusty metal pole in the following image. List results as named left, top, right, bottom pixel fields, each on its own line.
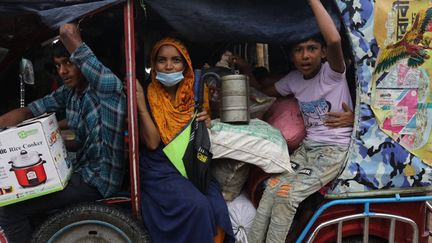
left=124, top=0, right=140, bottom=217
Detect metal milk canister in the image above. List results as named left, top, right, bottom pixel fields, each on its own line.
left=220, top=74, right=250, bottom=123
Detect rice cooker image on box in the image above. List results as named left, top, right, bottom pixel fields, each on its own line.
left=8, top=150, right=47, bottom=187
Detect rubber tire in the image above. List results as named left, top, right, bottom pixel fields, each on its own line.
left=30, top=202, right=151, bottom=243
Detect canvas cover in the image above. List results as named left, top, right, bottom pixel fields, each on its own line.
left=0, top=0, right=123, bottom=29
left=0, top=0, right=340, bottom=45
left=0, top=0, right=124, bottom=50
left=143, top=0, right=341, bottom=44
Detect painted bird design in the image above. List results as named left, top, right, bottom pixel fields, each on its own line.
left=374, top=7, right=432, bottom=74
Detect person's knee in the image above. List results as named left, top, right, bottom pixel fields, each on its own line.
left=0, top=206, right=23, bottom=225
left=0, top=208, right=6, bottom=225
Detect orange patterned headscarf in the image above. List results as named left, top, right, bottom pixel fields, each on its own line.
left=147, top=37, right=209, bottom=145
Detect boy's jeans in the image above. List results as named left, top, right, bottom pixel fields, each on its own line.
left=249, top=140, right=348, bottom=243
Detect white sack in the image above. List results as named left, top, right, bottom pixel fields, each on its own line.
left=226, top=192, right=257, bottom=243
left=210, top=119, right=293, bottom=173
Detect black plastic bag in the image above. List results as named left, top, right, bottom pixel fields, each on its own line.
left=183, top=69, right=213, bottom=194
left=164, top=69, right=213, bottom=193
left=183, top=117, right=213, bottom=194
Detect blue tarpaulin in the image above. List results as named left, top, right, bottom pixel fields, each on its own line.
left=0, top=0, right=341, bottom=48
left=0, top=0, right=124, bottom=51
left=143, top=0, right=342, bottom=44
left=0, top=0, right=124, bottom=29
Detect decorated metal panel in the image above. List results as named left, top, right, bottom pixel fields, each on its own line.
left=328, top=0, right=432, bottom=198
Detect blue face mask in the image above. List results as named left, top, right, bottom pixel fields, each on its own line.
left=156, top=70, right=184, bottom=87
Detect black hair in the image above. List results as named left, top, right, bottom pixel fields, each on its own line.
left=290, top=34, right=326, bottom=51
left=51, top=41, right=70, bottom=59
left=309, top=34, right=325, bottom=47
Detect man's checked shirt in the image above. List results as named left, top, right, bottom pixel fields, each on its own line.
left=29, top=43, right=126, bottom=197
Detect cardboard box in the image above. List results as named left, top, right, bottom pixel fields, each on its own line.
left=0, top=113, right=72, bottom=206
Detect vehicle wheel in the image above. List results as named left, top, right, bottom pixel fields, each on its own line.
left=30, top=202, right=151, bottom=243
left=342, top=235, right=387, bottom=243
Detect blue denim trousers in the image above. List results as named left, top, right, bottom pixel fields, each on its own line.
left=249, top=140, right=348, bottom=243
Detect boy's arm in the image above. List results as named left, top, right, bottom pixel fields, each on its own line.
left=309, top=0, right=345, bottom=73
left=263, top=84, right=281, bottom=97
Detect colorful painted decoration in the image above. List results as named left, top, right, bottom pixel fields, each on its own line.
left=328, top=0, right=432, bottom=198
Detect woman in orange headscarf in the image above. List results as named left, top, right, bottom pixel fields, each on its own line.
left=136, top=37, right=234, bottom=243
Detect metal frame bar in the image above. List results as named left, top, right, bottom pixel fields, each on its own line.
left=296, top=194, right=432, bottom=243
left=426, top=201, right=432, bottom=237
left=123, top=0, right=140, bottom=218
left=306, top=212, right=419, bottom=243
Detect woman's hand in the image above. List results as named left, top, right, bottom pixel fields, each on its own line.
left=230, top=55, right=261, bottom=89
left=230, top=55, right=251, bottom=72
left=136, top=80, right=147, bottom=113
left=325, top=102, right=354, bottom=128
left=196, top=110, right=211, bottom=128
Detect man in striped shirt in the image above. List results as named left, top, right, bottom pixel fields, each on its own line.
left=0, top=22, right=126, bottom=243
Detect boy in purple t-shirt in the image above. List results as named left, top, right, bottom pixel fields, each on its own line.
left=249, top=0, right=353, bottom=242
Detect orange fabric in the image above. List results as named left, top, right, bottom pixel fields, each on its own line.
left=147, top=37, right=209, bottom=144
left=214, top=226, right=225, bottom=243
